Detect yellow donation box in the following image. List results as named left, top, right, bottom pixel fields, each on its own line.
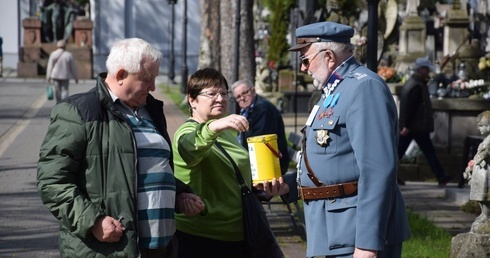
left=247, top=134, right=282, bottom=184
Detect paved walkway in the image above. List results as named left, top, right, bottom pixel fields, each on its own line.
left=0, top=75, right=478, bottom=258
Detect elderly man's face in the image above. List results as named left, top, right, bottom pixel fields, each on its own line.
left=300, top=46, right=331, bottom=90
left=118, top=58, right=159, bottom=109
left=233, top=83, right=255, bottom=109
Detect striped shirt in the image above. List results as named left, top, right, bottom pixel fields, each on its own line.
left=111, top=92, right=176, bottom=249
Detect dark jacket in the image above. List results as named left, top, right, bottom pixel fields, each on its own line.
left=37, top=73, right=190, bottom=257
left=238, top=95, right=290, bottom=174
left=398, top=74, right=434, bottom=133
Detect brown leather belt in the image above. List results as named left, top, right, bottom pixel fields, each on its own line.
left=299, top=181, right=358, bottom=201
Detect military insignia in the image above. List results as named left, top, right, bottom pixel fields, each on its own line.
left=328, top=119, right=334, bottom=126
left=325, top=108, right=334, bottom=118
left=316, top=129, right=329, bottom=146
left=317, top=109, right=326, bottom=120
left=354, top=72, right=367, bottom=80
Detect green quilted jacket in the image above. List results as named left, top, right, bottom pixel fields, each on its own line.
left=37, top=73, right=190, bottom=257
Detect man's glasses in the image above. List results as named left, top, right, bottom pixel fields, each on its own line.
left=300, top=49, right=326, bottom=67
left=235, top=88, right=252, bottom=100
left=198, top=90, right=230, bottom=100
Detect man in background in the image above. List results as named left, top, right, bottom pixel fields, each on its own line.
left=398, top=57, right=453, bottom=186
left=46, top=39, right=78, bottom=102
left=232, top=79, right=290, bottom=174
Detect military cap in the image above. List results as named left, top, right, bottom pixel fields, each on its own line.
left=289, top=22, right=354, bottom=51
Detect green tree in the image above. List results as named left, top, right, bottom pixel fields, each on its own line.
left=260, top=0, right=296, bottom=67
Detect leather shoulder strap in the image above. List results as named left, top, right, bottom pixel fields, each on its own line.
left=301, top=127, right=324, bottom=187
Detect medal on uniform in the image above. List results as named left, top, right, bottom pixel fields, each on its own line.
left=324, top=108, right=334, bottom=118
left=316, top=129, right=329, bottom=146
left=318, top=92, right=340, bottom=119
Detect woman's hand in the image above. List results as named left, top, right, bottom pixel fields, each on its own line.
left=353, top=247, right=377, bottom=258
left=254, top=177, right=290, bottom=196
left=208, top=114, right=249, bottom=133
left=400, top=127, right=409, bottom=136
left=176, top=192, right=206, bottom=216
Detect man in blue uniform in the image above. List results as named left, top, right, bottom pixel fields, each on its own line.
left=259, top=22, right=411, bottom=258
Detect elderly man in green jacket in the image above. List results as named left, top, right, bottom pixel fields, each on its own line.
left=37, top=38, right=205, bottom=258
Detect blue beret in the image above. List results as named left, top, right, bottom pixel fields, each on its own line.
left=289, top=22, right=354, bottom=51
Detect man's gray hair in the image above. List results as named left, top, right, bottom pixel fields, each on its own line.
left=106, top=38, right=162, bottom=75
left=231, top=79, right=254, bottom=92
left=312, top=41, right=354, bottom=61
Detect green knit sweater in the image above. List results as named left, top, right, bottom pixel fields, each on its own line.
left=172, top=119, right=252, bottom=241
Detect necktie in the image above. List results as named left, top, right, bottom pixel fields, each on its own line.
left=237, top=108, right=249, bottom=144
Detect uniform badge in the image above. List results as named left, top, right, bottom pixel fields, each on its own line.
left=316, top=129, right=329, bottom=147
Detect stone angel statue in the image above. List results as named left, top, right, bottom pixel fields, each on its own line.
left=464, top=110, right=490, bottom=233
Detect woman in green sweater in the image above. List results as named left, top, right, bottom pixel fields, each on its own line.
left=173, top=68, right=282, bottom=257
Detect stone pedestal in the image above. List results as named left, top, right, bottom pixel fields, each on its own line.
left=396, top=15, right=426, bottom=74
left=22, top=18, right=41, bottom=47
left=73, top=19, right=93, bottom=47
left=451, top=232, right=490, bottom=257
left=18, top=18, right=42, bottom=78
left=72, top=48, right=93, bottom=79
left=443, top=7, right=469, bottom=57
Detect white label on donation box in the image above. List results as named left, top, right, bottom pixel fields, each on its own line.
left=248, top=145, right=259, bottom=180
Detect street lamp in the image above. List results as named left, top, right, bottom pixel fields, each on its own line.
left=167, top=0, right=176, bottom=84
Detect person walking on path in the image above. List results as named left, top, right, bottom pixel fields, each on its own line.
left=397, top=57, right=453, bottom=186
left=46, top=39, right=79, bottom=102
left=259, top=21, right=411, bottom=258
left=37, top=38, right=204, bottom=258
left=231, top=79, right=290, bottom=174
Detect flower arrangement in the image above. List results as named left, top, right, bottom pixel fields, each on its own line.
left=377, top=66, right=401, bottom=83
left=448, top=79, right=489, bottom=98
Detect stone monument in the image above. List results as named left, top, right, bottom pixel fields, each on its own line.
left=17, top=18, right=42, bottom=77
left=395, top=0, right=426, bottom=74
left=443, top=0, right=469, bottom=58
left=17, top=1, right=93, bottom=79
left=452, top=110, right=490, bottom=257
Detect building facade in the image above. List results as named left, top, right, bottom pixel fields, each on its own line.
left=0, top=0, right=201, bottom=78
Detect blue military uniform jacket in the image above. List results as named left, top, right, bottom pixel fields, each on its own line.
left=284, top=57, right=410, bottom=257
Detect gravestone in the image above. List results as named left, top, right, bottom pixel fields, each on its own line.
left=396, top=0, right=426, bottom=74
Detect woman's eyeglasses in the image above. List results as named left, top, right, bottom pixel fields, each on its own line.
left=300, top=49, right=327, bottom=67
left=198, top=91, right=230, bottom=100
